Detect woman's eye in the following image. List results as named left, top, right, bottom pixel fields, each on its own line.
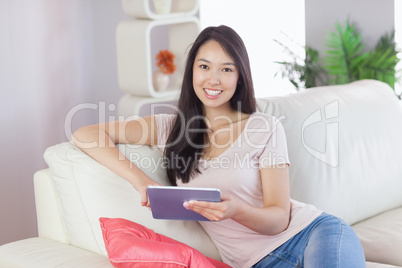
left=200, top=65, right=208, bottom=69
left=223, top=68, right=232, bottom=72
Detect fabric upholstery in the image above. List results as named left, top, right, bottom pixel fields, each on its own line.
left=0, top=237, right=111, bottom=268
left=353, top=207, right=402, bottom=266
left=33, top=169, right=68, bottom=243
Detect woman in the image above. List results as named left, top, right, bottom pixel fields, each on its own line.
left=73, top=25, right=365, bottom=268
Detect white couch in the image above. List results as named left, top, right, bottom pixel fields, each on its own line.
left=1, top=80, right=402, bottom=268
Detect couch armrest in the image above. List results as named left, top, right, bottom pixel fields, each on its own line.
left=34, top=169, right=68, bottom=243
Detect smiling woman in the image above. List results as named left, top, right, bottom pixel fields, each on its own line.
left=192, top=41, right=239, bottom=110
left=199, top=0, right=305, bottom=98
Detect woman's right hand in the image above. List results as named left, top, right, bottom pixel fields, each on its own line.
left=133, top=178, right=161, bottom=208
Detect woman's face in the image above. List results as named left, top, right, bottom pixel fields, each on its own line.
left=192, top=40, right=239, bottom=111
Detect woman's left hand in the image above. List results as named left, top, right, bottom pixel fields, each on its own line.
left=183, top=193, right=238, bottom=221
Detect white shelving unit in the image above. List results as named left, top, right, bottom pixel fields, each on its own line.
left=116, top=16, right=200, bottom=98
left=122, top=0, right=199, bottom=20
left=116, top=0, right=200, bottom=117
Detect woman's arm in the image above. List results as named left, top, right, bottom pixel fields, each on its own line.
left=184, top=165, right=291, bottom=235
left=71, top=116, right=160, bottom=207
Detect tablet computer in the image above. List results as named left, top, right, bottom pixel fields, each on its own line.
left=147, top=186, right=221, bottom=221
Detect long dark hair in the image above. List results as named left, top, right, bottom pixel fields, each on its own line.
left=164, top=25, right=256, bottom=186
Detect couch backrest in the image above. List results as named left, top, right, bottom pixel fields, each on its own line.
left=43, top=142, right=221, bottom=260
left=257, top=80, right=402, bottom=224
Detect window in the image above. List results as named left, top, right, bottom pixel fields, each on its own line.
left=199, top=1, right=305, bottom=97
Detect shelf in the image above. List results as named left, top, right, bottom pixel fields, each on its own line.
left=116, top=16, right=200, bottom=98
left=122, top=0, right=199, bottom=20
left=118, top=94, right=179, bottom=118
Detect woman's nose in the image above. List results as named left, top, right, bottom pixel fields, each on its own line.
left=208, top=71, right=221, bottom=85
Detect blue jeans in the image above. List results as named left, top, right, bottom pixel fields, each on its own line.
left=252, top=213, right=366, bottom=268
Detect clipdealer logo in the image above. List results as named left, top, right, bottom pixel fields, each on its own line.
left=301, top=100, right=339, bottom=167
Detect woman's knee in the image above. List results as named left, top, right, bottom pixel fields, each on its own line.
left=304, top=214, right=365, bottom=268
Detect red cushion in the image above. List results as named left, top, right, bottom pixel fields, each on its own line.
left=99, top=218, right=231, bottom=268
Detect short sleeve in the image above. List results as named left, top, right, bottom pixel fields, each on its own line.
left=258, top=119, right=290, bottom=169
left=154, top=113, right=176, bottom=150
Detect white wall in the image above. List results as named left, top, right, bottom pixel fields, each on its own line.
left=0, top=0, right=128, bottom=245
left=91, top=0, right=127, bottom=109
left=199, top=0, right=305, bottom=98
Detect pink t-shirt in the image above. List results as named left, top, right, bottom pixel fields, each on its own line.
left=155, top=112, right=322, bottom=268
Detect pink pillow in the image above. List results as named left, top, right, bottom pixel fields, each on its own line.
left=99, top=218, right=231, bottom=268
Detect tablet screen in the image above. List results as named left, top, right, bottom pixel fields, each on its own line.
left=147, top=186, right=221, bottom=221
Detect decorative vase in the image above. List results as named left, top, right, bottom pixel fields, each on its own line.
left=152, top=0, right=172, bottom=15
left=153, top=69, right=169, bottom=92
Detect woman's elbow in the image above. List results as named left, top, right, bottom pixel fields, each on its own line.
left=268, top=207, right=291, bottom=236
left=71, top=126, right=98, bottom=149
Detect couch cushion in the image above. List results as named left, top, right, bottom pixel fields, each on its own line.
left=0, top=237, right=112, bottom=268
left=257, top=80, right=402, bottom=225
left=43, top=142, right=221, bottom=260
left=353, top=207, right=402, bottom=267
left=99, top=217, right=230, bottom=267
left=366, top=262, right=401, bottom=268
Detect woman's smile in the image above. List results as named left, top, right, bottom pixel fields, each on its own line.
left=204, top=88, right=223, bottom=98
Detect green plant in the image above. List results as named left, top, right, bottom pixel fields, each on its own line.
left=275, top=20, right=401, bottom=95
left=274, top=39, right=327, bottom=91
left=324, top=21, right=400, bottom=89
left=324, top=21, right=365, bottom=84
left=363, top=32, right=400, bottom=89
